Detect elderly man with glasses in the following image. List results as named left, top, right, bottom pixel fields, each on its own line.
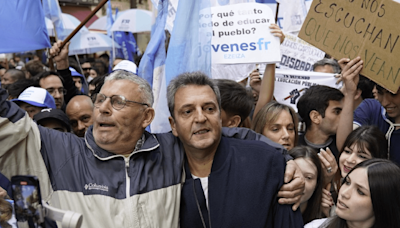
left=0, top=67, right=186, bottom=227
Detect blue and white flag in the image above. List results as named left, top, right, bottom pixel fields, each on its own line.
left=107, top=1, right=115, bottom=72
left=138, top=0, right=169, bottom=133
left=165, top=1, right=212, bottom=84
left=42, top=0, right=64, bottom=39
left=0, top=0, right=51, bottom=53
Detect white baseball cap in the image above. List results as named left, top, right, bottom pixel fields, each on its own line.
left=11, top=87, right=56, bottom=109
left=113, top=60, right=137, bottom=74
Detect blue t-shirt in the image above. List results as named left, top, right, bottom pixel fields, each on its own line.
left=353, top=99, right=400, bottom=165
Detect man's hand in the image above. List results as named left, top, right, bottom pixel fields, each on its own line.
left=278, top=160, right=305, bottom=211
left=49, top=40, right=70, bottom=70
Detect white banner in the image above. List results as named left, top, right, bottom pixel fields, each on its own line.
left=279, top=34, right=325, bottom=71
left=209, top=3, right=281, bottom=64
left=274, top=69, right=341, bottom=112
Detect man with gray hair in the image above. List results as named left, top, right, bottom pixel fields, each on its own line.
left=1, top=69, right=25, bottom=89
left=313, top=58, right=341, bottom=74
left=168, top=72, right=303, bottom=227
left=0, top=67, right=189, bottom=227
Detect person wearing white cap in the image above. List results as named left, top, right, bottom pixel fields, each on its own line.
left=11, top=87, right=56, bottom=118
left=113, top=60, right=137, bottom=74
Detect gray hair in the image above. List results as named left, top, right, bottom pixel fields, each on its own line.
left=106, top=70, right=154, bottom=107
left=313, top=58, right=341, bottom=74
left=167, top=71, right=221, bottom=118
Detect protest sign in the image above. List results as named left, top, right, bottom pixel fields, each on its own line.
left=280, top=33, right=325, bottom=71
left=274, top=68, right=341, bottom=111
left=199, top=3, right=281, bottom=64
left=298, top=0, right=400, bottom=93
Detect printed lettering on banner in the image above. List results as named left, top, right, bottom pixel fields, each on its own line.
left=280, top=34, right=325, bottom=71
left=199, top=3, right=281, bottom=64
left=274, top=69, right=341, bottom=112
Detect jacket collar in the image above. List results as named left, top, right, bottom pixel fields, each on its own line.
left=85, top=125, right=160, bottom=160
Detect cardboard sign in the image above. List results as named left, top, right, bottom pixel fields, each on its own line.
left=280, top=34, right=325, bottom=71
left=274, top=68, right=342, bottom=112
left=205, top=3, right=281, bottom=64
left=298, top=0, right=400, bottom=93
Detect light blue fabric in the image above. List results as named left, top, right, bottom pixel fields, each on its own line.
left=165, top=1, right=212, bottom=84
left=138, top=0, right=168, bottom=88
left=0, top=0, right=51, bottom=53
left=42, top=0, right=64, bottom=39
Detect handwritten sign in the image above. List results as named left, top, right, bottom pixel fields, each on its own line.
left=280, top=34, right=325, bottom=71
left=298, top=0, right=400, bottom=93
left=199, top=3, right=280, bottom=64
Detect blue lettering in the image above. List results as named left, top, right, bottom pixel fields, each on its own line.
left=264, top=41, right=271, bottom=50
left=230, top=43, right=239, bottom=51
left=249, top=42, right=256, bottom=50
left=240, top=43, right=248, bottom=51
left=212, top=44, right=220, bottom=52
left=221, top=44, right=229, bottom=52
left=257, top=38, right=264, bottom=50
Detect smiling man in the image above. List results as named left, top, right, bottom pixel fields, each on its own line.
left=168, top=72, right=303, bottom=228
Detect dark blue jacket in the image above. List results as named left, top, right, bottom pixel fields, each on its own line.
left=180, top=137, right=303, bottom=228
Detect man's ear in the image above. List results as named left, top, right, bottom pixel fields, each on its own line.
left=354, top=89, right=362, bottom=100
left=226, top=115, right=242, bottom=128
left=168, top=116, right=178, bottom=136
left=141, top=107, right=155, bottom=129
left=309, top=110, right=321, bottom=125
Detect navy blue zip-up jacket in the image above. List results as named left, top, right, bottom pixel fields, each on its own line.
left=181, top=137, right=303, bottom=228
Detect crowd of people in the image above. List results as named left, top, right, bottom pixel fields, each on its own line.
left=0, top=23, right=399, bottom=228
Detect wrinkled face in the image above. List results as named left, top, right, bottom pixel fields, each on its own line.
left=262, top=110, right=295, bottom=150
left=339, top=143, right=372, bottom=177
left=314, top=65, right=335, bottom=73
left=17, top=102, right=42, bottom=119
left=294, top=158, right=318, bottom=205
left=319, top=100, right=343, bottom=136
left=93, top=80, right=149, bottom=154
left=66, top=100, right=94, bottom=137
left=89, top=69, right=98, bottom=79
left=170, top=85, right=222, bottom=154
left=379, top=88, right=400, bottom=123
left=336, top=168, right=375, bottom=228
left=39, top=75, right=64, bottom=109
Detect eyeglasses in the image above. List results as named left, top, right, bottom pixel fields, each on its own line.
left=94, top=93, right=149, bottom=110
left=82, top=67, right=92, bottom=71
left=46, top=88, right=67, bottom=95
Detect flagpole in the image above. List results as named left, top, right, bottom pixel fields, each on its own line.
left=112, top=31, right=116, bottom=62
left=275, top=3, right=280, bottom=24
left=59, top=0, right=109, bottom=49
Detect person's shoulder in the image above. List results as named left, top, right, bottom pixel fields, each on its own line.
left=224, top=136, right=283, bottom=158
left=304, top=218, right=328, bottom=228
left=358, top=98, right=382, bottom=110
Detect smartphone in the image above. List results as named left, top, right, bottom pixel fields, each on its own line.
left=11, top=175, right=45, bottom=228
